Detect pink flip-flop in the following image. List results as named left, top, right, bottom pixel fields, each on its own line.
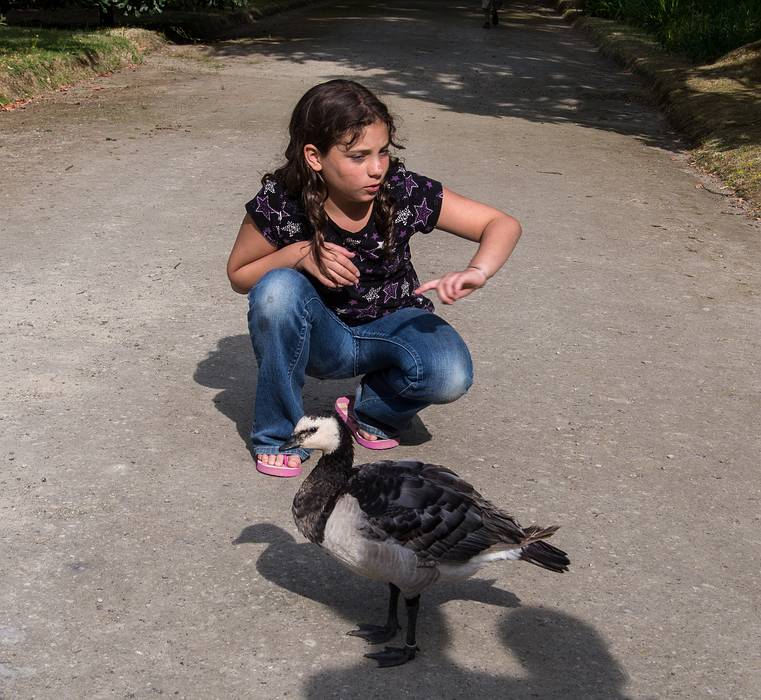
left=256, top=457, right=302, bottom=478
left=335, top=396, right=399, bottom=450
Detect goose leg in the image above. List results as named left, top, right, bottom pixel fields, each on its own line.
left=364, top=594, right=420, bottom=667
left=347, top=583, right=401, bottom=644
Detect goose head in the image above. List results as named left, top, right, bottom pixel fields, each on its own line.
left=280, top=414, right=345, bottom=455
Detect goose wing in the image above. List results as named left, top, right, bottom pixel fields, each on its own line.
left=347, top=460, right=527, bottom=563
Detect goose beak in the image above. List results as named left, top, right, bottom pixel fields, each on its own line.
left=279, top=436, right=301, bottom=451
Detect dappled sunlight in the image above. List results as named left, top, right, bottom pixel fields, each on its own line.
left=204, top=0, right=677, bottom=148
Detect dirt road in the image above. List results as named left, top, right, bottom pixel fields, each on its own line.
left=2, top=1, right=760, bottom=697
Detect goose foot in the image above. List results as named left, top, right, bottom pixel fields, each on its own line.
left=347, top=582, right=401, bottom=644
left=347, top=623, right=400, bottom=645
left=364, top=645, right=418, bottom=668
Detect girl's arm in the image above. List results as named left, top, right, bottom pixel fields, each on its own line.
left=227, top=215, right=360, bottom=294
left=415, top=187, right=522, bottom=304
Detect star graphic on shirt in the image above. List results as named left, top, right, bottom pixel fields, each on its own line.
left=404, top=175, right=419, bottom=198
left=413, top=199, right=433, bottom=228
left=282, top=221, right=302, bottom=236
left=425, top=180, right=433, bottom=189
left=383, top=282, right=399, bottom=304
left=395, top=206, right=412, bottom=225
left=255, top=194, right=277, bottom=221
left=263, top=181, right=276, bottom=194
left=401, top=280, right=410, bottom=297
left=364, top=287, right=380, bottom=303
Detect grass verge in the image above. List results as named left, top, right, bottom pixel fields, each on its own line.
left=551, top=0, right=761, bottom=216
left=0, top=26, right=165, bottom=107
left=0, top=0, right=322, bottom=106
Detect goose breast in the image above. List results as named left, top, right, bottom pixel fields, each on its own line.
left=323, top=494, right=439, bottom=596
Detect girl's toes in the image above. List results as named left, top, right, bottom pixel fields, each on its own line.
left=286, top=455, right=301, bottom=469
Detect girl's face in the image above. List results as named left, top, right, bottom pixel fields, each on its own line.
left=305, top=120, right=391, bottom=206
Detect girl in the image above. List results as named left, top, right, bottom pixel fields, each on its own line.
left=227, top=80, right=521, bottom=477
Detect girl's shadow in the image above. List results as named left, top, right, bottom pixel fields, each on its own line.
left=194, top=334, right=431, bottom=448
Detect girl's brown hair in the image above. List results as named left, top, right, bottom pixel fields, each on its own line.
left=263, top=80, right=403, bottom=276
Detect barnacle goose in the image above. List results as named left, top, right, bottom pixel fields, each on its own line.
left=281, top=414, right=570, bottom=667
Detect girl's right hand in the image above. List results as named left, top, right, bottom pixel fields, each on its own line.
left=296, top=241, right=360, bottom=288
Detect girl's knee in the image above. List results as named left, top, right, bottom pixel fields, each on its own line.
left=248, top=268, right=312, bottom=321
left=412, top=345, right=473, bottom=404
left=429, top=358, right=473, bottom=404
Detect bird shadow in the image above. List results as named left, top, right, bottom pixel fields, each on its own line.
left=234, top=523, right=628, bottom=698
left=193, top=334, right=432, bottom=450
left=233, top=522, right=521, bottom=653
left=302, top=605, right=631, bottom=699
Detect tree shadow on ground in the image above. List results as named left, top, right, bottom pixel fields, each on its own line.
left=205, top=0, right=682, bottom=151
left=233, top=522, right=629, bottom=699
left=675, top=54, right=761, bottom=149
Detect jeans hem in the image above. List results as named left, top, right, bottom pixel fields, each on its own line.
left=352, top=390, right=401, bottom=439
left=252, top=446, right=311, bottom=462
left=352, top=418, right=395, bottom=440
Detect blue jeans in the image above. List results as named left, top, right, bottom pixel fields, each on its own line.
left=247, top=269, right=473, bottom=460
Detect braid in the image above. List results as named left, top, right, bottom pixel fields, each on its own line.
left=374, top=158, right=399, bottom=259
left=301, top=170, right=330, bottom=278
left=260, top=80, right=406, bottom=274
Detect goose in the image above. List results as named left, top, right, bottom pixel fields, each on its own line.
left=280, top=413, right=570, bottom=668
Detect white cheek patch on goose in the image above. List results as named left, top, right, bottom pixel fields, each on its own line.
left=295, top=416, right=341, bottom=452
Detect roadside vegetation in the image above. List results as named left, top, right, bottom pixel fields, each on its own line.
left=0, top=24, right=163, bottom=105
left=0, top=0, right=305, bottom=106
left=584, top=0, right=761, bottom=62
left=561, top=0, right=761, bottom=215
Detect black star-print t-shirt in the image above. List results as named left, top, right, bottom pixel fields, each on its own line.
left=245, top=162, right=443, bottom=325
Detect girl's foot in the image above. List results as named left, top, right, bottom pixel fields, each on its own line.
left=257, top=453, right=302, bottom=469
left=255, top=453, right=302, bottom=478
left=357, top=428, right=379, bottom=442
left=334, top=396, right=400, bottom=450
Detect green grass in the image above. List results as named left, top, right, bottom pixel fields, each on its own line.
left=0, top=25, right=163, bottom=105
left=0, top=0, right=304, bottom=104
left=584, top=0, right=761, bottom=62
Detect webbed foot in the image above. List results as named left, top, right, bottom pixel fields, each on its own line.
left=347, top=623, right=400, bottom=645
left=364, top=645, right=418, bottom=667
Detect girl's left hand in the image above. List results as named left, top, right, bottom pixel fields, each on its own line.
left=414, top=267, right=487, bottom=305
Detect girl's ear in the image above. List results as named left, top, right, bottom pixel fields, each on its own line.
left=303, top=144, right=322, bottom=172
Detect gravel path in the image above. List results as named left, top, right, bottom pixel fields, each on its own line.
left=2, top=1, right=760, bottom=697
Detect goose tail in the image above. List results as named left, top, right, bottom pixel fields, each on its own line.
left=519, top=526, right=570, bottom=573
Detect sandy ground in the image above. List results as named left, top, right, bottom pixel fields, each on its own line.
left=2, top=1, right=760, bottom=697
